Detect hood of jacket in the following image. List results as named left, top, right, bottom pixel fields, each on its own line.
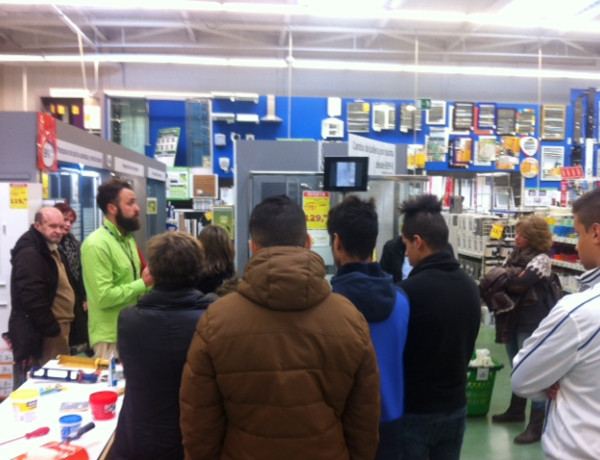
left=11, top=225, right=49, bottom=263
left=331, top=262, right=397, bottom=322
left=237, top=246, right=331, bottom=312
left=408, top=250, right=459, bottom=277
left=136, top=287, right=217, bottom=311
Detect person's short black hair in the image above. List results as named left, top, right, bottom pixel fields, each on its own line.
left=97, top=178, right=132, bottom=215
left=249, top=195, right=307, bottom=248
left=573, top=188, right=600, bottom=231
left=327, top=195, right=377, bottom=260
left=399, top=194, right=448, bottom=252
left=147, top=231, right=205, bottom=289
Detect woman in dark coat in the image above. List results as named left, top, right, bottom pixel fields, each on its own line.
left=54, top=202, right=90, bottom=355
left=110, top=232, right=217, bottom=460
left=482, top=215, right=557, bottom=445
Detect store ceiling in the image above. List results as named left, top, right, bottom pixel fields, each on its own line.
left=2, top=0, right=600, bottom=72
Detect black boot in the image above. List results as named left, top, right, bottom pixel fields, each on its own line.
left=514, top=407, right=545, bottom=444
left=491, top=393, right=527, bottom=423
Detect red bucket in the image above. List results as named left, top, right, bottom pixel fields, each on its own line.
left=89, top=391, right=118, bottom=420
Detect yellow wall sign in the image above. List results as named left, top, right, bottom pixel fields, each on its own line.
left=303, top=191, right=330, bottom=230
left=10, top=183, right=29, bottom=209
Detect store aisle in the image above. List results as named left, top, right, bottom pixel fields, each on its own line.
left=461, top=326, right=544, bottom=460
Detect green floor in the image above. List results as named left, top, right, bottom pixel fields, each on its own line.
left=461, top=326, right=544, bottom=460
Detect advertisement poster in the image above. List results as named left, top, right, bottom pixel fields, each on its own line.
left=155, top=127, right=181, bottom=167
left=37, top=112, right=58, bottom=172
left=213, top=206, right=235, bottom=240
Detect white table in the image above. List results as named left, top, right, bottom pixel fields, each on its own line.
left=0, top=360, right=124, bottom=459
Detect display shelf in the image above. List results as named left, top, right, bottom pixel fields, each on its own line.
left=551, top=260, right=584, bottom=272
left=457, top=249, right=484, bottom=260
left=553, top=235, right=578, bottom=245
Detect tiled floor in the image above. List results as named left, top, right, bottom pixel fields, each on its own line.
left=461, top=326, right=545, bottom=460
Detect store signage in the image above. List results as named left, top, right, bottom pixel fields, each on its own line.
left=348, top=134, right=395, bottom=175
left=114, top=157, right=144, bottom=177
left=37, top=112, right=58, bottom=172
left=520, top=136, right=539, bottom=156
left=561, top=165, right=584, bottom=179
left=419, top=98, right=432, bottom=110
left=147, top=166, right=167, bottom=182
left=57, top=140, right=104, bottom=169
left=303, top=191, right=330, bottom=230
left=10, top=183, right=28, bottom=209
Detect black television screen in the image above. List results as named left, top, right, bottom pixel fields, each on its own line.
left=323, top=156, right=369, bottom=192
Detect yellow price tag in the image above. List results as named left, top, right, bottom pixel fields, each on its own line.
left=303, top=191, right=330, bottom=230
left=490, top=223, right=505, bottom=240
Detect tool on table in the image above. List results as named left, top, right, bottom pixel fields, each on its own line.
left=64, top=422, right=95, bottom=444
left=29, top=367, right=99, bottom=384
left=0, top=427, right=50, bottom=446
left=57, top=355, right=110, bottom=370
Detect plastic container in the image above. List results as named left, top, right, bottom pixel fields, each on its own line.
left=10, top=388, right=40, bottom=422
left=89, top=391, right=118, bottom=420
left=59, top=413, right=82, bottom=441
left=466, top=361, right=504, bottom=416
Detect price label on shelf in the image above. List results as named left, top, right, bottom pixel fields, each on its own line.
left=303, top=191, right=330, bottom=230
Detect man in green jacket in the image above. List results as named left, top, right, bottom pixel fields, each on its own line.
left=81, top=179, right=153, bottom=359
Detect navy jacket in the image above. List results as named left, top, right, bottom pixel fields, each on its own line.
left=399, top=251, right=480, bottom=414
left=110, top=287, right=217, bottom=460
left=332, top=262, right=410, bottom=460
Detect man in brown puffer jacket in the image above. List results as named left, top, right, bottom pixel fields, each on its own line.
left=180, top=195, right=381, bottom=460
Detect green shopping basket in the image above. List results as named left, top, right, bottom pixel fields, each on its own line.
left=466, top=361, right=504, bottom=416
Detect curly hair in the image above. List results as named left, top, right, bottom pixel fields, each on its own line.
left=54, top=202, right=77, bottom=223
left=516, top=215, right=553, bottom=253
left=147, top=231, right=205, bottom=289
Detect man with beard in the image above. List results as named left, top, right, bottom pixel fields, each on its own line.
left=82, top=179, right=153, bottom=359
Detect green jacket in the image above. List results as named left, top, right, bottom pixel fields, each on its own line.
left=81, top=219, right=147, bottom=347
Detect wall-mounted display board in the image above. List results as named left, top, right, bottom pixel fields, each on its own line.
left=453, top=102, right=474, bottom=130
left=426, top=100, right=447, bottom=125
left=347, top=102, right=370, bottom=132
left=372, top=102, right=396, bottom=132
left=516, top=108, right=536, bottom=136
left=478, top=103, right=496, bottom=129
left=541, top=104, right=566, bottom=141
left=400, top=104, right=422, bottom=133
left=496, top=108, right=517, bottom=135
left=450, top=137, right=472, bottom=167
left=426, top=128, right=448, bottom=162
left=541, top=145, right=564, bottom=180
left=474, top=136, right=497, bottom=166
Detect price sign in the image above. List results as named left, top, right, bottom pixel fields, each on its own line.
left=303, top=191, right=330, bottom=230
left=490, top=223, right=505, bottom=240
left=10, top=183, right=28, bottom=209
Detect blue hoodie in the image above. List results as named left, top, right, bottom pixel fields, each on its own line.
left=331, top=262, right=410, bottom=459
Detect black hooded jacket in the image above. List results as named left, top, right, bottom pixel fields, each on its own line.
left=398, top=251, right=480, bottom=414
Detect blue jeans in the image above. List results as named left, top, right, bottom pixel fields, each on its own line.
left=401, top=406, right=467, bottom=460
left=506, top=331, right=545, bottom=411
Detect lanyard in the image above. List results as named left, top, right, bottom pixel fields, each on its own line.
left=103, top=225, right=138, bottom=280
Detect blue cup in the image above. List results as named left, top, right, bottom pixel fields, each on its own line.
left=59, top=414, right=82, bottom=442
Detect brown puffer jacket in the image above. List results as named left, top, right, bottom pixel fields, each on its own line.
left=180, top=246, right=381, bottom=460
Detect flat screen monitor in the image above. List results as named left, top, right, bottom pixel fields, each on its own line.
left=323, top=156, right=369, bottom=192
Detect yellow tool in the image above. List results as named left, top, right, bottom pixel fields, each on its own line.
left=57, top=355, right=110, bottom=370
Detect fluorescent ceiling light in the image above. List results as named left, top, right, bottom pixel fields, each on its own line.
left=4, top=53, right=600, bottom=81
